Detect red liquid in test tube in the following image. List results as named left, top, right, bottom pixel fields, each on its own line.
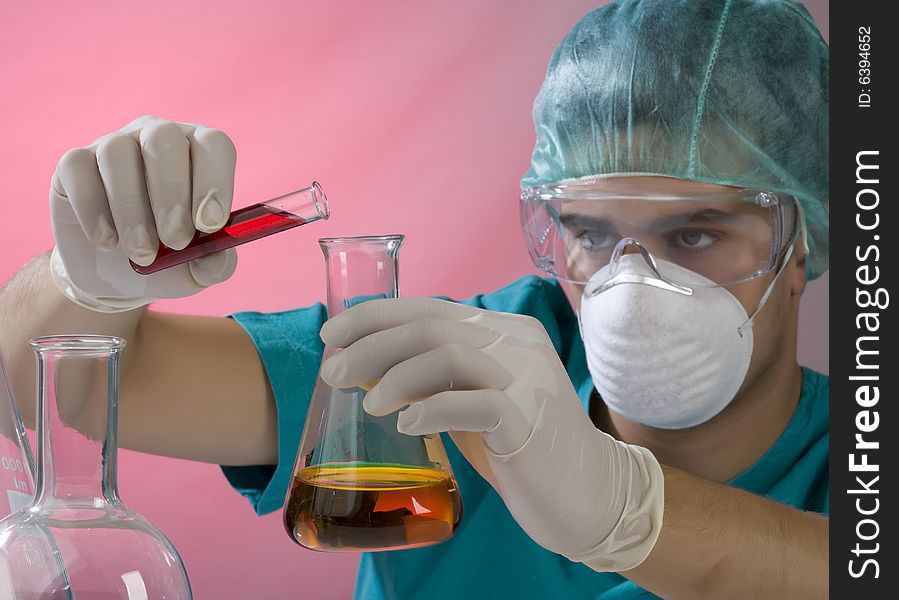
left=131, top=182, right=328, bottom=275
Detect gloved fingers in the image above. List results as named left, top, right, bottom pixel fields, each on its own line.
left=320, top=297, right=483, bottom=348
left=95, top=133, right=160, bottom=267
left=396, top=389, right=531, bottom=455
left=187, top=126, right=236, bottom=233
left=53, top=148, right=118, bottom=251
left=363, top=344, right=513, bottom=417
left=110, top=115, right=201, bottom=142
left=320, top=317, right=502, bottom=390
left=189, top=248, right=238, bottom=288
left=113, top=114, right=163, bottom=140
left=139, top=121, right=194, bottom=250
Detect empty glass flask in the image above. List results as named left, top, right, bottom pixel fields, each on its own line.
left=0, top=335, right=192, bottom=599
left=284, top=235, right=463, bottom=552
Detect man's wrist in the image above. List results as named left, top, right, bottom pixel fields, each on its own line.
left=572, top=443, right=665, bottom=573
left=50, top=247, right=150, bottom=314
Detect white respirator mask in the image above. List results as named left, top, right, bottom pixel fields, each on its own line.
left=578, top=240, right=795, bottom=430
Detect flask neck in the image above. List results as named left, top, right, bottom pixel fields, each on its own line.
left=1, top=352, right=36, bottom=494
left=31, top=338, right=123, bottom=506
left=320, top=235, right=405, bottom=318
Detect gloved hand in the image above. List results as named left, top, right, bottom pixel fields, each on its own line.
left=319, top=298, right=665, bottom=572
left=50, top=115, right=238, bottom=312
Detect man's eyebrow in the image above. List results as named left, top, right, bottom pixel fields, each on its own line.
left=559, top=208, right=743, bottom=230
left=559, top=213, right=615, bottom=230
left=648, top=209, right=742, bottom=229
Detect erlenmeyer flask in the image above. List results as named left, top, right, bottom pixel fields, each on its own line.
left=0, top=335, right=192, bottom=599
left=0, top=350, right=35, bottom=520
left=284, top=235, right=463, bottom=552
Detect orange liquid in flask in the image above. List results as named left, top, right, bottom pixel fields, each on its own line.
left=284, top=463, right=463, bottom=552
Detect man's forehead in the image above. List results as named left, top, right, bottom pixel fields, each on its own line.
left=559, top=197, right=766, bottom=221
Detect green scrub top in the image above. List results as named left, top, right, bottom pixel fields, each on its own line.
left=223, top=275, right=829, bottom=600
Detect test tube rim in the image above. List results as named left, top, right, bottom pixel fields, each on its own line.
left=310, top=181, right=330, bottom=221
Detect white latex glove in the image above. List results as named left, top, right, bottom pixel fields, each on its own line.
left=319, top=298, right=664, bottom=572
left=50, top=115, right=238, bottom=312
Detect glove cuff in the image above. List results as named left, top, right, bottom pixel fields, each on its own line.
left=571, top=443, right=665, bottom=573
left=50, top=247, right=151, bottom=314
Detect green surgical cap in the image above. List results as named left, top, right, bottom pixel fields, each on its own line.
left=522, top=0, right=829, bottom=279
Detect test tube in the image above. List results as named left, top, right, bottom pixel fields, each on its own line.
left=130, top=182, right=329, bottom=275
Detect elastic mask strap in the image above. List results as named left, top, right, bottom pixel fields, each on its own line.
left=796, top=201, right=810, bottom=258
left=737, top=213, right=804, bottom=338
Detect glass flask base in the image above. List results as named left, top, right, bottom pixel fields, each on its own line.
left=284, top=463, right=462, bottom=552
left=0, top=504, right=191, bottom=600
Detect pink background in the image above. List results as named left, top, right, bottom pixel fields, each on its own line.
left=1, top=1, right=828, bottom=598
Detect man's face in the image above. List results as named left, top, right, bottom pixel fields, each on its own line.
left=557, top=176, right=805, bottom=402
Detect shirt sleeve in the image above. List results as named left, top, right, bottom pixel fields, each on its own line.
left=220, top=275, right=584, bottom=516
left=221, top=304, right=327, bottom=515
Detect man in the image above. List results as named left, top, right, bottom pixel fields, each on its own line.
left=0, top=0, right=828, bottom=597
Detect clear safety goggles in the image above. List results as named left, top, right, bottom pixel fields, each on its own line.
left=520, top=177, right=799, bottom=290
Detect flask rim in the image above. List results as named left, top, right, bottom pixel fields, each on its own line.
left=28, top=334, right=127, bottom=352
left=319, top=234, right=405, bottom=245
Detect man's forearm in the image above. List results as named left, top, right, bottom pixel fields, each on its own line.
left=622, top=466, right=828, bottom=600
left=1, top=251, right=279, bottom=466
left=0, top=251, right=147, bottom=428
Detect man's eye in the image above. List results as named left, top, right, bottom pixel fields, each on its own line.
left=673, top=229, right=718, bottom=249
left=576, top=231, right=614, bottom=250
